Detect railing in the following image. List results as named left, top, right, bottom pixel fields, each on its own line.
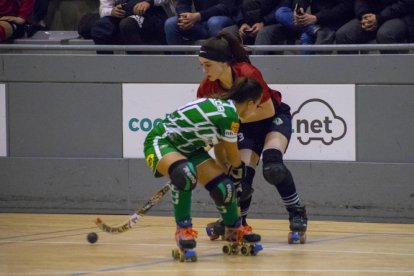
left=1, top=43, right=414, bottom=54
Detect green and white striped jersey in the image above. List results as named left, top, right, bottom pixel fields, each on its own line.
left=152, top=98, right=240, bottom=154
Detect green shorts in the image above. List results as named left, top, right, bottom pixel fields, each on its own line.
left=143, top=131, right=211, bottom=177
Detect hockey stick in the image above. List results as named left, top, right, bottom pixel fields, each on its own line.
left=95, top=182, right=171, bottom=234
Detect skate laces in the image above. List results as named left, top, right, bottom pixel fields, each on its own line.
left=225, top=226, right=246, bottom=242
left=176, top=227, right=198, bottom=239
left=242, top=225, right=254, bottom=234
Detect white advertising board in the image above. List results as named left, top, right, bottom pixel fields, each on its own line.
left=0, top=84, right=6, bottom=156
left=123, top=83, right=356, bottom=161
left=273, top=84, right=356, bottom=161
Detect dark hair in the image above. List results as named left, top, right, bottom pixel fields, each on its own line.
left=199, top=31, right=251, bottom=64
left=226, top=77, right=262, bottom=104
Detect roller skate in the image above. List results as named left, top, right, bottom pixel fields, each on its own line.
left=286, top=205, right=307, bottom=244
left=222, top=224, right=263, bottom=256
left=205, top=219, right=225, bottom=240
left=172, top=221, right=198, bottom=262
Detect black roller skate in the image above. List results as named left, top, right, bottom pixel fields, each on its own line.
left=222, top=224, right=263, bottom=256
left=286, top=205, right=307, bottom=244
left=205, top=219, right=225, bottom=240
left=172, top=222, right=198, bottom=262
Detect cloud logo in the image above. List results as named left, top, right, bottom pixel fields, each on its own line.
left=292, top=99, right=346, bottom=145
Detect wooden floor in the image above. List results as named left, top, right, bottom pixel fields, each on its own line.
left=0, top=213, right=413, bottom=275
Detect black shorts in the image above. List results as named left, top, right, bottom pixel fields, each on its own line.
left=238, top=102, right=292, bottom=156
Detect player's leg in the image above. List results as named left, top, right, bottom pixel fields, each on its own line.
left=204, top=122, right=263, bottom=240
left=144, top=136, right=198, bottom=250
left=239, top=148, right=260, bottom=226
left=196, top=157, right=261, bottom=243
left=161, top=155, right=198, bottom=249
left=236, top=119, right=268, bottom=235
left=262, top=102, right=308, bottom=233
left=202, top=152, right=260, bottom=240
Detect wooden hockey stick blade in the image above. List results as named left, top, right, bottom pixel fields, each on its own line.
left=95, top=182, right=171, bottom=234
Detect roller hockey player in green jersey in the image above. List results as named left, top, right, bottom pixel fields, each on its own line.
left=144, top=77, right=264, bottom=261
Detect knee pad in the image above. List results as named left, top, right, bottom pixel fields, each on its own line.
left=205, top=175, right=235, bottom=206
left=168, top=160, right=197, bottom=191
left=262, top=149, right=291, bottom=187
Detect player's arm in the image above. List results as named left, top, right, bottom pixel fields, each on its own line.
left=216, top=116, right=246, bottom=184
left=220, top=140, right=242, bottom=169
left=221, top=141, right=246, bottom=190
left=213, top=142, right=230, bottom=171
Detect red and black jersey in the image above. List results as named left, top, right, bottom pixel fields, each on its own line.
left=197, top=62, right=282, bottom=105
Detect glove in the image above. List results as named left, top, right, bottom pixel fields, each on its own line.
left=228, top=162, right=246, bottom=199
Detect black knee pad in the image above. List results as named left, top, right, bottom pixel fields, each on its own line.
left=168, top=160, right=197, bottom=191
left=262, top=149, right=292, bottom=187
left=205, top=175, right=235, bottom=206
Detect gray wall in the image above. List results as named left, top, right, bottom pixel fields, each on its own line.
left=0, top=54, right=413, bottom=223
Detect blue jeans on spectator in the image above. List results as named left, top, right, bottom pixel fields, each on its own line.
left=275, top=7, right=319, bottom=55
left=164, top=15, right=233, bottom=45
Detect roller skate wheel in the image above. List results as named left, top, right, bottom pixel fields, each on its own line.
left=288, top=232, right=306, bottom=244
left=179, top=251, right=185, bottom=262
left=240, top=245, right=250, bottom=256
left=222, top=244, right=232, bottom=255
left=231, top=244, right=239, bottom=255
left=172, top=248, right=180, bottom=259
left=300, top=232, right=307, bottom=244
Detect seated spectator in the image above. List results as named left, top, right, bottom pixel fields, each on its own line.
left=275, top=0, right=354, bottom=54
left=407, top=13, right=414, bottom=42
left=0, top=0, right=35, bottom=42
left=335, top=0, right=414, bottom=54
left=164, top=0, right=236, bottom=45
left=222, top=0, right=291, bottom=54
left=91, top=0, right=168, bottom=53
left=78, top=12, right=101, bottom=40
left=26, top=0, right=49, bottom=37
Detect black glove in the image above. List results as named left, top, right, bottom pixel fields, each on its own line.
left=228, top=162, right=246, bottom=198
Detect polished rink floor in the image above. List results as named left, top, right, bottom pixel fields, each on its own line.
left=0, top=213, right=413, bottom=275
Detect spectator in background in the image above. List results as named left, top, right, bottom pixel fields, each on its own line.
left=26, top=0, right=49, bottom=37
left=406, top=13, right=414, bottom=42
left=222, top=0, right=292, bottom=53
left=275, top=0, right=354, bottom=54
left=91, top=0, right=168, bottom=53
left=335, top=0, right=414, bottom=54
left=0, top=0, right=35, bottom=42
left=164, top=0, right=236, bottom=45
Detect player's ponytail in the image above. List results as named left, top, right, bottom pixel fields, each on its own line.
left=217, top=31, right=251, bottom=64
left=199, top=31, right=251, bottom=64
left=226, top=77, right=262, bottom=104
